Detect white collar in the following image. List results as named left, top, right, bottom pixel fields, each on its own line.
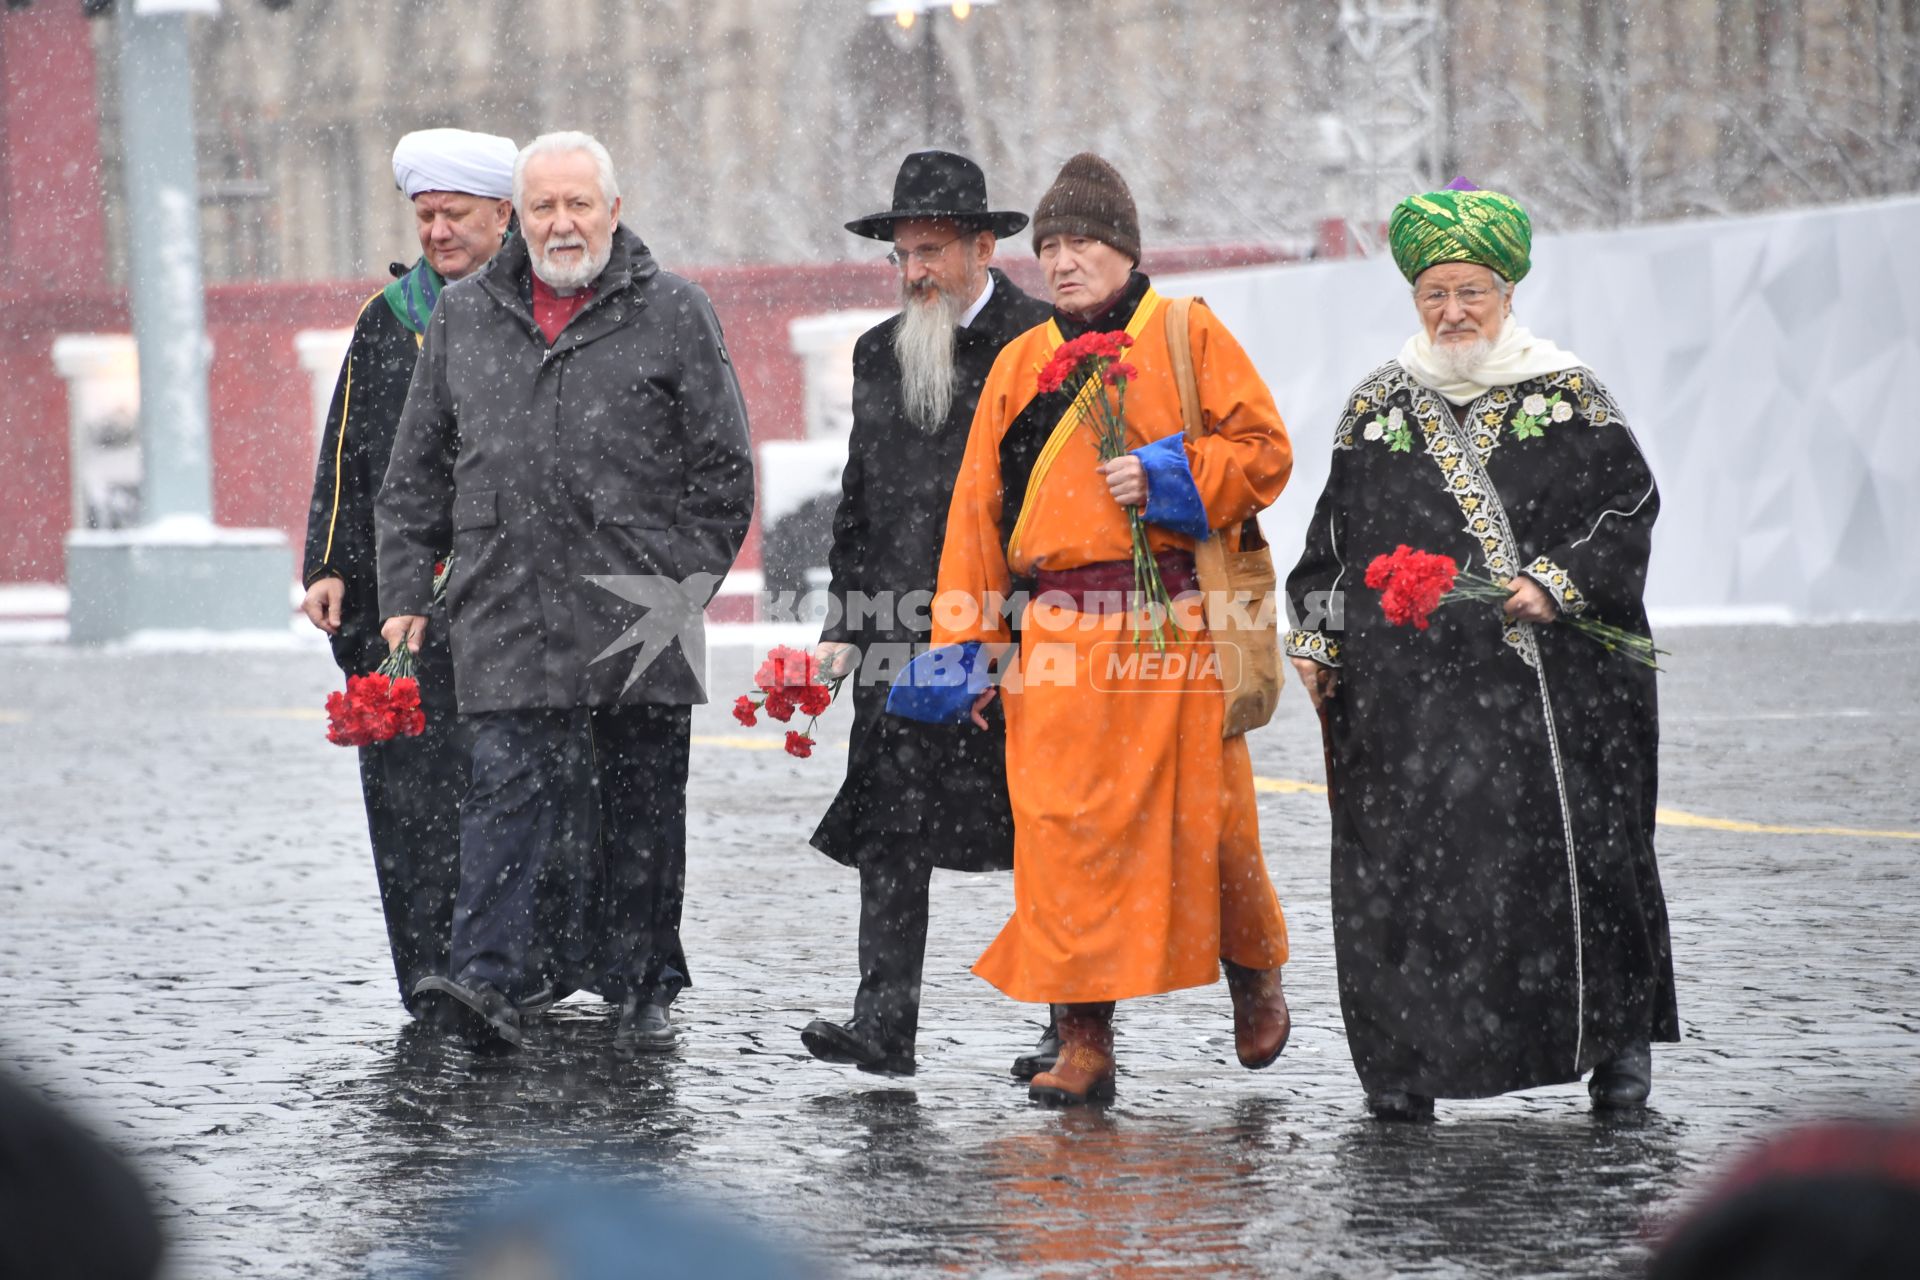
left=959, top=272, right=995, bottom=329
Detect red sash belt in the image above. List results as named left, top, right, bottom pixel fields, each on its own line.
left=1033, top=550, right=1198, bottom=614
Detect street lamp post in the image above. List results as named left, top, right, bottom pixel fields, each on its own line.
left=866, top=0, right=997, bottom=144
left=65, top=0, right=293, bottom=644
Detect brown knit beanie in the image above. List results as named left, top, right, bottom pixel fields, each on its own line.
left=1030, top=153, right=1141, bottom=265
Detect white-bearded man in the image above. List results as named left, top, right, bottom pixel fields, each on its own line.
left=799, top=151, right=1057, bottom=1079
left=1286, top=179, right=1677, bottom=1121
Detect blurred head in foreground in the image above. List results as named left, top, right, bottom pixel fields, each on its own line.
left=1649, top=1120, right=1920, bottom=1280
left=0, top=1069, right=163, bottom=1280
left=446, top=1180, right=816, bottom=1280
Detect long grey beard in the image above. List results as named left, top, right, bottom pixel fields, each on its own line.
left=1429, top=335, right=1494, bottom=384
left=894, top=282, right=964, bottom=432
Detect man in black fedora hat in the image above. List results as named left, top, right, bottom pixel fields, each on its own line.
left=799, top=149, right=1057, bottom=1078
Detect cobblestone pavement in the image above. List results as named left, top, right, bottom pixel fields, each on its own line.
left=2, top=624, right=1916, bottom=1278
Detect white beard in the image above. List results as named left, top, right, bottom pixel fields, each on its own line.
left=893, top=278, right=965, bottom=433
left=1398, top=316, right=1586, bottom=406
left=1427, top=334, right=1494, bottom=384
left=532, top=235, right=610, bottom=291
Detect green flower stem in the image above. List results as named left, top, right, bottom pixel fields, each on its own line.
left=1450, top=568, right=1665, bottom=669
left=1079, top=364, right=1174, bottom=649
left=377, top=644, right=416, bottom=680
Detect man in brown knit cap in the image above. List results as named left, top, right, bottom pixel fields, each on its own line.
left=891, top=153, right=1296, bottom=1105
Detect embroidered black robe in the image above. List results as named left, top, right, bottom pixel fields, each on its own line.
left=1286, top=361, right=1679, bottom=1099
left=302, top=279, right=464, bottom=1011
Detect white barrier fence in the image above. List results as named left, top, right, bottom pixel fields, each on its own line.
left=1167, top=195, right=1920, bottom=622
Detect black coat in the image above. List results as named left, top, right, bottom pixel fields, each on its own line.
left=302, top=283, right=455, bottom=708
left=811, top=269, right=1051, bottom=871
left=376, top=226, right=754, bottom=713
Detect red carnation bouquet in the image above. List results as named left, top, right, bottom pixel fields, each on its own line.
left=733, top=644, right=844, bottom=758
left=1365, top=545, right=1663, bottom=667
left=1036, top=329, right=1172, bottom=648
left=325, top=646, right=428, bottom=746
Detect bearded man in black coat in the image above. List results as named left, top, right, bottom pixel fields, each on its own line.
left=800, top=151, right=1057, bottom=1077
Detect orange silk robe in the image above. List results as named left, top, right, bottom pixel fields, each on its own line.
left=934, top=286, right=1293, bottom=1003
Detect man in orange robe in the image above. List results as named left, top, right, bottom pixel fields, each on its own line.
left=890, top=154, right=1295, bottom=1105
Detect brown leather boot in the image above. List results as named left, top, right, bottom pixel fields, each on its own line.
left=1027, top=1002, right=1115, bottom=1106
left=1225, top=962, right=1290, bottom=1069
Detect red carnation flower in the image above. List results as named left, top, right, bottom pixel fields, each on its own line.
left=796, top=683, right=832, bottom=717
left=1037, top=329, right=1134, bottom=396
left=732, top=695, right=758, bottom=727
left=784, top=731, right=815, bottom=759
left=324, top=689, right=359, bottom=746
left=386, top=677, right=426, bottom=738
left=754, top=645, right=816, bottom=694
left=1365, top=545, right=1460, bottom=630
left=325, top=652, right=431, bottom=747
left=1102, top=361, right=1137, bottom=386
left=1037, top=351, right=1075, bottom=394
left=763, top=688, right=796, bottom=723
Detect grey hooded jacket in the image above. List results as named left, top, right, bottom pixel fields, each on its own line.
left=376, top=225, right=753, bottom=712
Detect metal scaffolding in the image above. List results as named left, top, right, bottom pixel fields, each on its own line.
left=1327, top=0, right=1446, bottom=255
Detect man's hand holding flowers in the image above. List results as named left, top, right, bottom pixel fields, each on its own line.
left=1097, top=455, right=1148, bottom=508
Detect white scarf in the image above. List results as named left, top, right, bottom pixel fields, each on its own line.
left=1396, top=315, right=1584, bottom=406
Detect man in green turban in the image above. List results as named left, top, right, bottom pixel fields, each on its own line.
left=1286, top=178, right=1678, bottom=1122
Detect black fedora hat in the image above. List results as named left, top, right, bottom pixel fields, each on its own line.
left=845, top=149, right=1029, bottom=241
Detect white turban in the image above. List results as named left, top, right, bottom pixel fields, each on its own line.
left=391, top=128, right=518, bottom=200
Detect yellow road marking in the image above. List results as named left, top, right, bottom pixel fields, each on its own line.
left=1250, top=774, right=1914, bottom=841
left=0, top=710, right=27, bottom=724
left=1254, top=776, right=1327, bottom=796
left=692, top=733, right=846, bottom=752
left=190, top=720, right=1918, bottom=840
left=1652, top=807, right=1920, bottom=841
left=216, top=708, right=327, bottom=721
left=692, top=733, right=788, bottom=752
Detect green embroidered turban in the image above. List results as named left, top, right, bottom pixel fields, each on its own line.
left=1388, top=182, right=1532, bottom=284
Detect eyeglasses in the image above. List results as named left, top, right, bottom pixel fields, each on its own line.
left=887, top=234, right=963, bottom=268
left=1415, top=285, right=1499, bottom=311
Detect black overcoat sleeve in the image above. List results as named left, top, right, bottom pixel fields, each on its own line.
left=302, top=299, right=381, bottom=588
left=375, top=301, right=458, bottom=620
left=665, top=284, right=755, bottom=601
left=1285, top=392, right=1365, bottom=669
left=819, top=328, right=883, bottom=647
left=1517, top=374, right=1659, bottom=624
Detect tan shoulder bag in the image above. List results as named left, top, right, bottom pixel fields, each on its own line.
left=1163, top=296, right=1283, bottom=738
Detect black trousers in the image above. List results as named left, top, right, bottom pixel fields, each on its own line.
left=451, top=704, right=691, bottom=1005
left=356, top=710, right=466, bottom=1010
left=853, top=852, right=934, bottom=1053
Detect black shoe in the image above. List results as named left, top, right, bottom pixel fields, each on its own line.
left=411, top=975, right=523, bottom=1050
left=1365, top=1089, right=1435, bottom=1122
left=800, top=1018, right=914, bottom=1076
left=1589, top=1042, right=1652, bottom=1110
left=1011, top=1010, right=1061, bottom=1081
left=616, top=996, right=678, bottom=1052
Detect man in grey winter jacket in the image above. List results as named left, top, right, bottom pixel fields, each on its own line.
left=377, top=131, right=754, bottom=1051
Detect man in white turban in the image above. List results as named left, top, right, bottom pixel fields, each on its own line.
left=299, top=127, right=517, bottom=1024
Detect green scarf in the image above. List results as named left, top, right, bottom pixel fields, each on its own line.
left=382, top=257, right=444, bottom=336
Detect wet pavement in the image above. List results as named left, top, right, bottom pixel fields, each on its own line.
left=2, top=623, right=1917, bottom=1278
